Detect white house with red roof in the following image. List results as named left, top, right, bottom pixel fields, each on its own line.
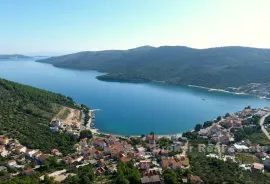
left=15, top=146, right=26, bottom=154
left=8, top=160, right=17, bottom=168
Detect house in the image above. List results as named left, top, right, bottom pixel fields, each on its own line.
left=106, top=135, right=118, bottom=144
left=1, top=149, right=8, bottom=157
left=33, top=151, right=41, bottom=160
left=105, top=142, right=124, bottom=157
left=39, top=154, right=51, bottom=163
left=51, top=120, right=62, bottom=128
left=146, top=135, right=159, bottom=144
left=97, top=159, right=105, bottom=167
left=120, top=157, right=132, bottom=163
left=8, top=160, right=17, bottom=168
left=25, top=149, right=37, bottom=158
left=74, top=156, right=84, bottom=162
left=63, top=156, right=74, bottom=164
left=188, top=175, right=203, bottom=183
left=219, top=135, right=230, bottom=144
left=141, top=170, right=161, bottom=184
left=233, top=144, right=249, bottom=152
left=124, top=144, right=133, bottom=151
left=253, top=163, right=264, bottom=172
left=94, top=150, right=103, bottom=159
left=206, top=154, right=219, bottom=159
left=0, top=137, right=9, bottom=145
left=51, top=149, right=62, bottom=156
left=179, top=155, right=189, bottom=167
left=140, top=161, right=151, bottom=170
left=50, top=127, right=59, bottom=132
left=162, top=158, right=182, bottom=170
left=160, top=149, right=169, bottom=157
left=16, top=146, right=26, bottom=154
left=207, top=125, right=221, bottom=135
left=0, top=145, right=5, bottom=152
left=0, top=166, right=7, bottom=172
left=91, top=138, right=106, bottom=148
left=239, top=164, right=252, bottom=171
left=24, top=168, right=35, bottom=176
left=80, top=138, right=88, bottom=147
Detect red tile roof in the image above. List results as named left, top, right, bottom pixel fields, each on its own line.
left=120, top=157, right=132, bottom=163
left=24, top=168, right=34, bottom=173
left=189, top=175, right=202, bottom=182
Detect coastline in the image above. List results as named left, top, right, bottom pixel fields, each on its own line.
left=188, top=84, right=270, bottom=100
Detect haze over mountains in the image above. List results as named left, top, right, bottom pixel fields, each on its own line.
left=37, top=46, right=270, bottom=89
left=0, top=54, right=32, bottom=60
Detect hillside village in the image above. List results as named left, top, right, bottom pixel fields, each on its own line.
left=1, top=107, right=270, bottom=183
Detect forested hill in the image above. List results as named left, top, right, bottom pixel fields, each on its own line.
left=0, top=54, right=32, bottom=60
left=0, top=78, right=77, bottom=155
left=37, top=46, right=270, bottom=88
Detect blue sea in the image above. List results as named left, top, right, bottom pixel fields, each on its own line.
left=1, top=59, right=270, bottom=135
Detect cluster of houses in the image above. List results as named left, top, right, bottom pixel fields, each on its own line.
left=197, top=108, right=270, bottom=174
left=50, top=119, right=80, bottom=135
left=3, top=107, right=270, bottom=183
left=0, top=136, right=62, bottom=176
left=72, top=133, right=203, bottom=183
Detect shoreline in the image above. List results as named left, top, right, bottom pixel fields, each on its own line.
left=188, top=84, right=270, bottom=100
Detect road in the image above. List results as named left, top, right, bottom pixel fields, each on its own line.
left=259, top=112, right=270, bottom=140
left=80, top=110, right=86, bottom=131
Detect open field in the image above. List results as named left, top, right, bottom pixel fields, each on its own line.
left=235, top=153, right=261, bottom=164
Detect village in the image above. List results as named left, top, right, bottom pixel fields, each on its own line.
left=1, top=106, right=270, bottom=183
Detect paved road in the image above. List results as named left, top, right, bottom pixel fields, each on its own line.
left=259, top=112, right=270, bottom=140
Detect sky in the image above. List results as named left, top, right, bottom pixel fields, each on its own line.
left=0, top=0, right=270, bottom=55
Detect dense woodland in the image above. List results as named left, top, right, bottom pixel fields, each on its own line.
left=0, top=78, right=78, bottom=155
left=38, top=46, right=270, bottom=88
left=189, top=154, right=270, bottom=184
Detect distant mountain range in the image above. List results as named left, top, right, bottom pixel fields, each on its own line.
left=36, top=46, right=270, bottom=89
left=0, top=54, right=32, bottom=60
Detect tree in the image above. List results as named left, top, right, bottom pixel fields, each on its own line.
left=225, top=113, right=231, bottom=118
left=163, top=168, right=177, bottom=184
left=195, top=124, right=202, bottom=132
left=79, top=130, right=93, bottom=139
left=216, top=116, right=222, bottom=122
left=150, top=132, right=155, bottom=135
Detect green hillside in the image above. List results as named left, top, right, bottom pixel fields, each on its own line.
left=0, top=79, right=77, bottom=155
left=37, top=46, right=270, bottom=89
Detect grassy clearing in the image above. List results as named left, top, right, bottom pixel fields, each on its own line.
left=248, top=132, right=270, bottom=145
left=54, top=107, right=71, bottom=120
left=236, top=153, right=261, bottom=164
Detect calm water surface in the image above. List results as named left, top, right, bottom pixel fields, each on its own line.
left=1, top=59, right=270, bottom=135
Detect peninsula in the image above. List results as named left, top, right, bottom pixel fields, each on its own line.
left=36, top=46, right=270, bottom=98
